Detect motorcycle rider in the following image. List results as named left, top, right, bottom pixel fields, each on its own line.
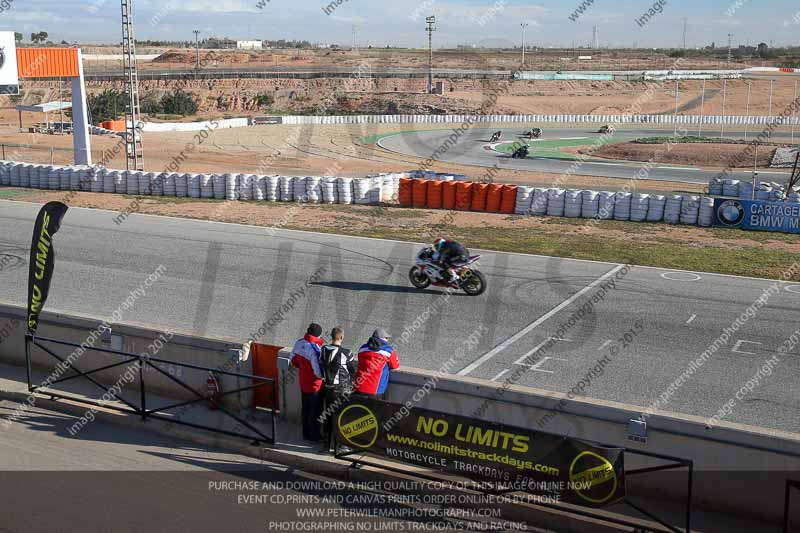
left=433, top=238, right=469, bottom=286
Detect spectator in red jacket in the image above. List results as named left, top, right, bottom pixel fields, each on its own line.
left=291, top=323, right=325, bottom=441
left=354, top=328, right=400, bottom=398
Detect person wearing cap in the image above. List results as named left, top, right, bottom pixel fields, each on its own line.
left=291, top=323, right=325, bottom=441
left=354, top=328, right=400, bottom=398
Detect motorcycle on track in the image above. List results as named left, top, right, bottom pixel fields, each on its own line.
left=408, top=247, right=486, bottom=296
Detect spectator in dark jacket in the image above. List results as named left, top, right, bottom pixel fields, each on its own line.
left=319, top=327, right=357, bottom=444
left=291, top=323, right=325, bottom=441
left=354, top=328, right=400, bottom=398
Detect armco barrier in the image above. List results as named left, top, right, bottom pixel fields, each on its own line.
left=277, top=354, right=800, bottom=527
left=264, top=114, right=800, bottom=126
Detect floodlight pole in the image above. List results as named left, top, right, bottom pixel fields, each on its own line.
left=193, top=30, right=201, bottom=74
left=426, top=16, right=436, bottom=94
left=520, top=23, right=528, bottom=68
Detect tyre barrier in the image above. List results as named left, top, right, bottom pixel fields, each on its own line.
left=708, top=176, right=800, bottom=202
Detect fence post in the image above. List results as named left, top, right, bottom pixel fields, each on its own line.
left=139, top=358, right=147, bottom=421
left=50, top=147, right=54, bottom=165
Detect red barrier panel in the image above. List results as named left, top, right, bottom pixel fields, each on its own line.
left=485, top=184, right=504, bottom=212
left=455, top=182, right=473, bottom=210
left=500, top=185, right=518, bottom=214
left=442, top=181, right=457, bottom=210
left=398, top=178, right=413, bottom=207
left=427, top=180, right=443, bottom=209
left=412, top=179, right=429, bottom=208
left=471, top=183, right=489, bottom=212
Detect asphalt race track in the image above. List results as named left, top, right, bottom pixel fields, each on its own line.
left=378, top=127, right=796, bottom=185
left=1, top=201, right=798, bottom=432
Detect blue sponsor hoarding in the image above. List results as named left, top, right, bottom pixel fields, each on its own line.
left=713, top=198, right=800, bottom=234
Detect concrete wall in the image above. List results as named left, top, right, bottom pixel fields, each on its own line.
left=0, top=304, right=252, bottom=409
left=277, top=352, right=800, bottom=525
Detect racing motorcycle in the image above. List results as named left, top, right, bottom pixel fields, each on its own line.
left=522, top=127, right=542, bottom=139
left=490, top=131, right=503, bottom=142
left=408, top=247, right=486, bottom=296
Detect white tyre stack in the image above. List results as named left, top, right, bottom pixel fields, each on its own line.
left=238, top=174, right=253, bottom=201
left=9, top=163, right=21, bottom=187
left=738, top=181, right=754, bottom=200
left=708, top=178, right=723, bottom=196
left=698, top=197, right=715, bottom=227
left=613, top=192, right=632, bottom=221
left=337, top=177, right=354, bottom=204
left=265, top=176, right=279, bottom=201
left=212, top=174, right=227, bottom=200
left=722, top=179, right=739, bottom=197
left=162, top=173, right=177, bottom=197
left=90, top=168, right=104, bottom=193
left=381, top=175, right=396, bottom=203
left=59, top=167, right=71, bottom=190
left=279, top=176, right=294, bottom=201
left=187, top=173, right=201, bottom=198
left=755, top=183, right=771, bottom=201
left=321, top=177, right=338, bottom=204
left=225, top=173, right=238, bottom=200
left=646, top=195, right=666, bottom=222
left=664, top=195, right=682, bottom=224
left=175, top=173, right=188, bottom=197
left=680, top=195, right=700, bottom=225
left=104, top=170, right=118, bottom=193
left=253, top=175, right=267, bottom=201
left=581, top=190, right=599, bottom=219
left=140, top=172, right=155, bottom=196
left=546, top=188, right=565, bottom=217
left=597, top=191, right=615, bottom=219
left=788, top=191, right=800, bottom=203
left=47, top=166, right=60, bottom=190
left=306, top=176, right=322, bottom=203
left=127, top=171, right=141, bottom=195
left=0, top=163, right=9, bottom=186
left=19, top=164, right=31, bottom=188
left=530, top=188, right=548, bottom=215
left=630, top=194, right=649, bottom=222
left=69, top=168, right=83, bottom=191
left=368, top=177, right=381, bottom=204
left=514, top=186, right=534, bottom=215
left=292, top=176, right=307, bottom=202
left=353, top=178, right=371, bottom=204
left=199, top=174, right=214, bottom=199
left=564, top=189, right=583, bottom=218
left=28, top=164, right=40, bottom=189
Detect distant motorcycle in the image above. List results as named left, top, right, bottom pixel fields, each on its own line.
left=490, top=131, right=503, bottom=142
left=522, top=127, right=542, bottom=139
left=598, top=125, right=616, bottom=134
left=409, top=247, right=486, bottom=296
left=511, top=145, right=530, bottom=159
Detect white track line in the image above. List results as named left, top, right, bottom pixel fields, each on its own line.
left=457, top=264, right=625, bottom=376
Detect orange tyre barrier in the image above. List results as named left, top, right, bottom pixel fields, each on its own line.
left=412, top=179, right=429, bottom=208
left=442, top=181, right=457, bottom=210
left=427, top=180, right=443, bottom=209
left=500, top=185, right=518, bottom=214
left=471, top=183, right=489, bottom=212
left=485, top=183, right=504, bottom=212
left=398, top=178, right=413, bottom=207
left=455, top=182, right=473, bottom=210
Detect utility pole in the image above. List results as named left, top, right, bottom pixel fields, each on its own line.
left=426, top=16, right=436, bottom=94
left=681, top=17, right=687, bottom=50
left=121, top=0, right=144, bottom=170
left=520, top=23, right=528, bottom=69
left=727, top=33, right=733, bottom=68
left=592, top=26, right=599, bottom=49
left=193, top=29, right=201, bottom=74
left=352, top=25, right=358, bottom=51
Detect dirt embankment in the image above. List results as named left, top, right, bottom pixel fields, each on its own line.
left=583, top=142, right=777, bottom=168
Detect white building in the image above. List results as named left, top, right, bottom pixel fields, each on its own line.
left=236, top=40, right=263, bottom=50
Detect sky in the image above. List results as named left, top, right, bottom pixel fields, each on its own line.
left=3, top=0, right=799, bottom=49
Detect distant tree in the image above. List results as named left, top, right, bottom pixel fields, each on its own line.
left=39, top=31, right=48, bottom=41
left=14, top=32, right=22, bottom=42
left=669, top=50, right=686, bottom=58
left=87, top=89, right=127, bottom=123
left=160, top=90, right=198, bottom=116
left=30, top=33, right=38, bottom=43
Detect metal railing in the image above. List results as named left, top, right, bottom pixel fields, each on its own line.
left=25, top=334, right=276, bottom=445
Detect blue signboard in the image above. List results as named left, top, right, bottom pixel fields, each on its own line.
left=713, top=198, right=800, bottom=234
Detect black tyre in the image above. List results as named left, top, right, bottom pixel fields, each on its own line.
left=461, top=269, right=486, bottom=296
left=409, top=266, right=431, bottom=289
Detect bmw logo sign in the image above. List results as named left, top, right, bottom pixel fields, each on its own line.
left=717, top=200, right=745, bottom=227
